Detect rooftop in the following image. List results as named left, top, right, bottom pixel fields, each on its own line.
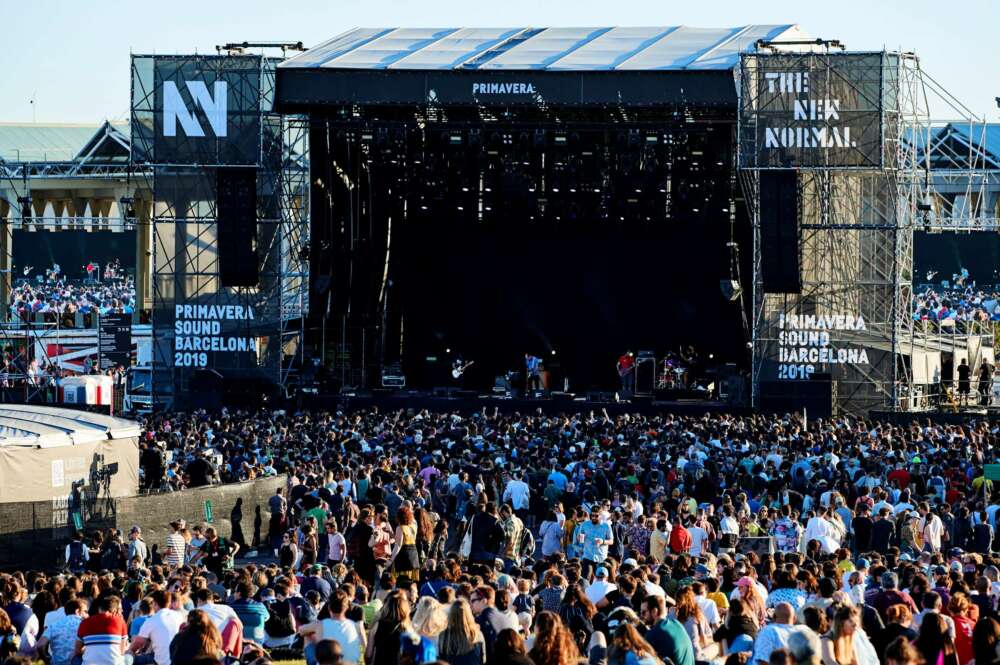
left=280, top=25, right=807, bottom=72
left=0, top=404, right=140, bottom=447
left=0, top=120, right=129, bottom=163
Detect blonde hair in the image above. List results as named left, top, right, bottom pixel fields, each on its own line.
left=410, top=596, right=448, bottom=638
left=439, top=598, right=482, bottom=658
left=829, top=605, right=858, bottom=665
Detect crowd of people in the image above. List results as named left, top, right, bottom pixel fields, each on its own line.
left=7, top=262, right=136, bottom=325
left=912, top=271, right=1000, bottom=323
left=3, top=406, right=1000, bottom=665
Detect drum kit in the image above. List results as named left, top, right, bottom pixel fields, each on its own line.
left=656, top=354, right=690, bottom=389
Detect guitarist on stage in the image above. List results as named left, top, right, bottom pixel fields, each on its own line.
left=524, top=353, right=543, bottom=392
left=452, top=356, right=473, bottom=388
left=617, top=350, right=635, bottom=396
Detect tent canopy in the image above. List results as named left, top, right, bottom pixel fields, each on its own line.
left=0, top=404, right=140, bottom=447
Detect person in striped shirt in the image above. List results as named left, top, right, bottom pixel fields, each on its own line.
left=164, top=520, right=187, bottom=568
left=74, top=595, right=127, bottom=665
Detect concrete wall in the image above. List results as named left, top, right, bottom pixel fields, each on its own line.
left=0, top=475, right=284, bottom=570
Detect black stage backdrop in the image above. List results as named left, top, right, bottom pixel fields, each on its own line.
left=12, top=230, right=136, bottom=279
left=394, top=210, right=749, bottom=391
left=311, top=117, right=752, bottom=391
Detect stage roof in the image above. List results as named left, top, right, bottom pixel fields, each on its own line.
left=275, top=25, right=807, bottom=111
left=280, top=25, right=804, bottom=71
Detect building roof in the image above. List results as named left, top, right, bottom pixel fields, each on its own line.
left=0, top=404, right=140, bottom=447
left=905, top=123, right=1000, bottom=170
left=280, top=25, right=806, bottom=72
left=942, top=123, right=1000, bottom=169
left=0, top=121, right=129, bottom=163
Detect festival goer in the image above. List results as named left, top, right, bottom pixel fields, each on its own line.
left=914, top=613, right=961, bottom=665
left=438, top=597, right=486, bottom=665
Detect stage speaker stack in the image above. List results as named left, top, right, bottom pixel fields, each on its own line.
left=216, top=167, right=259, bottom=287
left=759, top=170, right=800, bottom=294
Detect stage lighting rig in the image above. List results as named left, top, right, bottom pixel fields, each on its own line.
left=216, top=41, right=306, bottom=56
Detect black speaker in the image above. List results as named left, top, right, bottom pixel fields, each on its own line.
left=217, top=167, right=259, bottom=287
left=758, top=377, right=834, bottom=418
left=760, top=170, right=800, bottom=293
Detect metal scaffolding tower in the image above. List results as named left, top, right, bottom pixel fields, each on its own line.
left=739, top=47, right=996, bottom=415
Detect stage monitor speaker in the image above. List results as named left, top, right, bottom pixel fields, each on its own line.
left=759, top=170, right=800, bottom=293
left=216, top=167, right=259, bottom=287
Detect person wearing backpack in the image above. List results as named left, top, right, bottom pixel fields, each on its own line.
left=499, top=504, right=525, bottom=572
left=191, top=526, right=239, bottom=578
left=99, top=531, right=126, bottom=571
left=64, top=531, right=89, bottom=574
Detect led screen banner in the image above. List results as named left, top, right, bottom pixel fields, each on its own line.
left=170, top=296, right=265, bottom=369
left=739, top=52, right=886, bottom=169
left=132, top=55, right=263, bottom=166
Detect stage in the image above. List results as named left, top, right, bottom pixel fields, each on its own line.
left=296, top=387, right=743, bottom=417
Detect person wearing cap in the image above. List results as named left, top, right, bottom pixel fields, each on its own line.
left=586, top=566, right=617, bottom=606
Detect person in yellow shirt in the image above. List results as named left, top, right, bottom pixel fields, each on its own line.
left=972, top=473, right=994, bottom=499
left=704, top=576, right=730, bottom=618
left=650, top=518, right=670, bottom=563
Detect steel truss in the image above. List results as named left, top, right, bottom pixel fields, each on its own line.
left=129, top=54, right=308, bottom=407
left=740, top=49, right=996, bottom=414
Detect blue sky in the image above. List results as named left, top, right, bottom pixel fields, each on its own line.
left=0, top=0, right=997, bottom=123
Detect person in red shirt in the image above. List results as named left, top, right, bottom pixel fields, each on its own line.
left=669, top=516, right=692, bottom=554
left=617, top=351, right=635, bottom=395
left=887, top=464, right=911, bottom=490
left=75, top=595, right=127, bottom=665
left=948, top=593, right=976, bottom=665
